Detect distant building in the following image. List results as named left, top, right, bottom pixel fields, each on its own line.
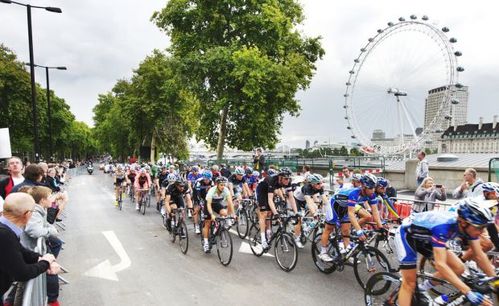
left=305, top=140, right=310, bottom=149
left=439, top=116, right=499, bottom=154
left=424, top=85, right=469, bottom=150
left=372, top=129, right=385, bottom=140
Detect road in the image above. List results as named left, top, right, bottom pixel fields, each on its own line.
left=59, top=171, right=365, bottom=306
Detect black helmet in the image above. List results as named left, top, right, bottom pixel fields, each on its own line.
left=215, top=176, right=228, bottom=184
left=174, top=178, right=185, bottom=186
left=278, top=167, right=292, bottom=178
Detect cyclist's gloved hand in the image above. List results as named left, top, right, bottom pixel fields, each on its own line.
left=466, top=291, right=485, bottom=305
left=356, top=229, right=365, bottom=237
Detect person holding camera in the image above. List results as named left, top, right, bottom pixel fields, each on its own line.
left=413, top=177, right=447, bottom=213
left=252, top=148, right=266, bottom=175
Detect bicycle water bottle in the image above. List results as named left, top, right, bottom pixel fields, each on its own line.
left=433, top=294, right=449, bottom=305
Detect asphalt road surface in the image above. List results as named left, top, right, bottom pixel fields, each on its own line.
left=58, top=171, right=367, bottom=306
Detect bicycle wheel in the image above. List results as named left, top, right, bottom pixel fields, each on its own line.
left=216, top=228, right=233, bottom=266
left=170, top=218, right=176, bottom=243
left=418, top=257, right=456, bottom=296
left=311, top=228, right=338, bottom=274
left=118, top=192, right=123, bottom=211
left=353, top=246, right=392, bottom=289
left=373, top=232, right=397, bottom=268
left=248, top=224, right=264, bottom=257
left=146, top=194, right=151, bottom=208
left=364, top=271, right=401, bottom=306
left=249, top=205, right=258, bottom=226
left=178, top=220, right=189, bottom=254
left=236, top=209, right=249, bottom=239
left=141, top=198, right=146, bottom=215
left=274, top=232, right=298, bottom=272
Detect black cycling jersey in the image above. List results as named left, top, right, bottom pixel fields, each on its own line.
left=193, top=178, right=212, bottom=203
left=255, top=175, right=289, bottom=211
left=228, top=174, right=246, bottom=186
left=157, top=173, right=169, bottom=186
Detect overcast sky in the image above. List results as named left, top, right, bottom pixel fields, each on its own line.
left=2, top=0, right=499, bottom=149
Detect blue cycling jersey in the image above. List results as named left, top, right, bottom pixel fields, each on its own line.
left=333, top=187, right=378, bottom=208
left=402, top=211, right=475, bottom=248
left=187, top=173, right=202, bottom=183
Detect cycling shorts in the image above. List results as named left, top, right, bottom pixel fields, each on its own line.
left=394, top=225, right=434, bottom=270
left=115, top=178, right=126, bottom=186
left=325, top=199, right=350, bottom=225
left=169, top=194, right=185, bottom=208
left=203, top=201, right=226, bottom=219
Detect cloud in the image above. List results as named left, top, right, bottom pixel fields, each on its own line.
left=2, top=0, right=498, bottom=150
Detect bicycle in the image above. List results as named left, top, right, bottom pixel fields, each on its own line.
left=202, top=216, right=234, bottom=266
left=311, top=227, right=392, bottom=289
left=364, top=268, right=499, bottom=306
left=168, top=207, right=189, bottom=254
left=116, top=184, right=125, bottom=211
left=128, top=184, right=135, bottom=202
left=235, top=198, right=251, bottom=239
left=248, top=212, right=299, bottom=272
left=137, top=189, right=149, bottom=215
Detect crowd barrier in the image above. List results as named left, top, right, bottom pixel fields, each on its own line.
left=21, top=237, right=47, bottom=306
left=389, top=197, right=454, bottom=219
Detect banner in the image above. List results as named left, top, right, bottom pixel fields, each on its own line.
left=0, top=128, right=12, bottom=159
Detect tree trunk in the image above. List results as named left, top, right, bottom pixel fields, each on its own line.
left=150, top=131, right=157, bottom=163
left=216, top=106, right=229, bottom=161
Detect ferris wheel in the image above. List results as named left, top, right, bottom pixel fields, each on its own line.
left=343, top=15, right=464, bottom=155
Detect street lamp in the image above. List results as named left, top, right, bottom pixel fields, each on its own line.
left=1, top=0, right=62, bottom=162
left=25, top=64, right=67, bottom=161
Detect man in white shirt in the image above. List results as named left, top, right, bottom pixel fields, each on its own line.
left=415, top=151, right=429, bottom=186
left=453, top=168, right=484, bottom=199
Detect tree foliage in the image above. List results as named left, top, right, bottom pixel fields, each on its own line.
left=92, top=50, right=198, bottom=161
left=152, top=0, right=324, bottom=159
left=0, top=44, right=96, bottom=161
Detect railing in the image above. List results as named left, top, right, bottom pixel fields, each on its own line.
left=388, top=197, right=455, bottom=219
left=20, top=237, right=47, bottom=306
left=488, top=157, right=499, bottom=182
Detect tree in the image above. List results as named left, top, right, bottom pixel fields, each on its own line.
left=152, top=0, right=324, bottom=160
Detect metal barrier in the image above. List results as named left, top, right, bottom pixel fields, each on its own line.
left=389, top=197, right=455, bottom=219
left=20, top=237, right=47, bottom=306
left=488, top=157, right=499, bottom=182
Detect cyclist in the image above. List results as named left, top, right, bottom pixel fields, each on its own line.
left=126, top=168, right=137, bottom=196
left=255, top=167, right=297, bottom=249
left=318, top=173, right=383, bottom=262
left=114, top=165, right=127, bottom=206
left=228, top=167, right=252, bottom=203
left=375, top=177, right=400, bottom=221
left=187, top=166, right=202, bottom=193
left=293, top=173, right=328, bottom=248
left=202, top=176, right=235, bottom=253
left=155, top=166, right=169, bottom=204
left=395, top=198, right=495, bottom=306
left=192, top=171, right=214, bottom=234
left=163, top=178, right=192, bottom=231
left=134, top=169, right=151, bottom=210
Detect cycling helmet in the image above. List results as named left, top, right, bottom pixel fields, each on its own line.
left=212, top=165, right=219, bottom=171
left=351, top=173, right=362, bottom=182
left=457, top=198, right=493, bottom=226
left=252, top=171, right=260, bottom=177
left=191, top=166, right=199, bottom=172
left=278, top=167, right=292, bottom=178
left=117, top=165, right=123, bottom=170
left=376, top=177, right=389, bottom=188
left=360, top=173, right=377, bottom=189
left=267, top=169, right=277, bottom=176
left=234, top=167, right=245, bottom=175
left=215, top=176, right=228, bottom=184
left=482, top=182, right=499, bottom=194
left=306, top=174, right=322, bottom=184
left=245, top=167, right=253, bottom=175
left=167, top=173, right=178, bottom=183
left=201, top=171, right=213, bottom=180
left=174, top=178, right=185, bottom=186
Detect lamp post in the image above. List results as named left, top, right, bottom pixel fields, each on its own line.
left=0, top=0, right=62, bottom=162
left=26, top=64, right=67, bottom=161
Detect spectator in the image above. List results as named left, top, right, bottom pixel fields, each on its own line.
left=0, top=157, right=25, bottom=200
left=415, top=151, right=429, bottom=186
left=211, top=165, right=221, bottom=178
left=45, top=169, right=61, bottom=193
left=413, top=177, right=446, bottom=212
left=253, top=148, right=266, bottom=173
left=20, top=186, right=61, bottom=306
left=0, top=193, right=59, bottom=305
left=452, top=168, right=484, bottom=199
left=11, top=165, right=44, bottom=193
left=302, top=165, right=311, bottom=177
left=338, top=166, right=352, bottom=187
left=0, top=196, right=3, bottom=215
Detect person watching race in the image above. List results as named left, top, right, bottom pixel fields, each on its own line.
left=202, top=176, right=235, bottom=253
left=394, top=198, right=496, bottom=306
left=319, top=173, right=384, bottom=262
left=255, top=167, right=297, bottom=249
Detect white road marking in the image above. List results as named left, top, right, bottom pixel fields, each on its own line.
left=83, top=231, right=132, bottom=281
left=238, top=241, right=274, bottom=257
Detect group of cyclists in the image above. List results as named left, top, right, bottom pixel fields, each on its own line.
left=101, top=160, right=499, bottom=306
